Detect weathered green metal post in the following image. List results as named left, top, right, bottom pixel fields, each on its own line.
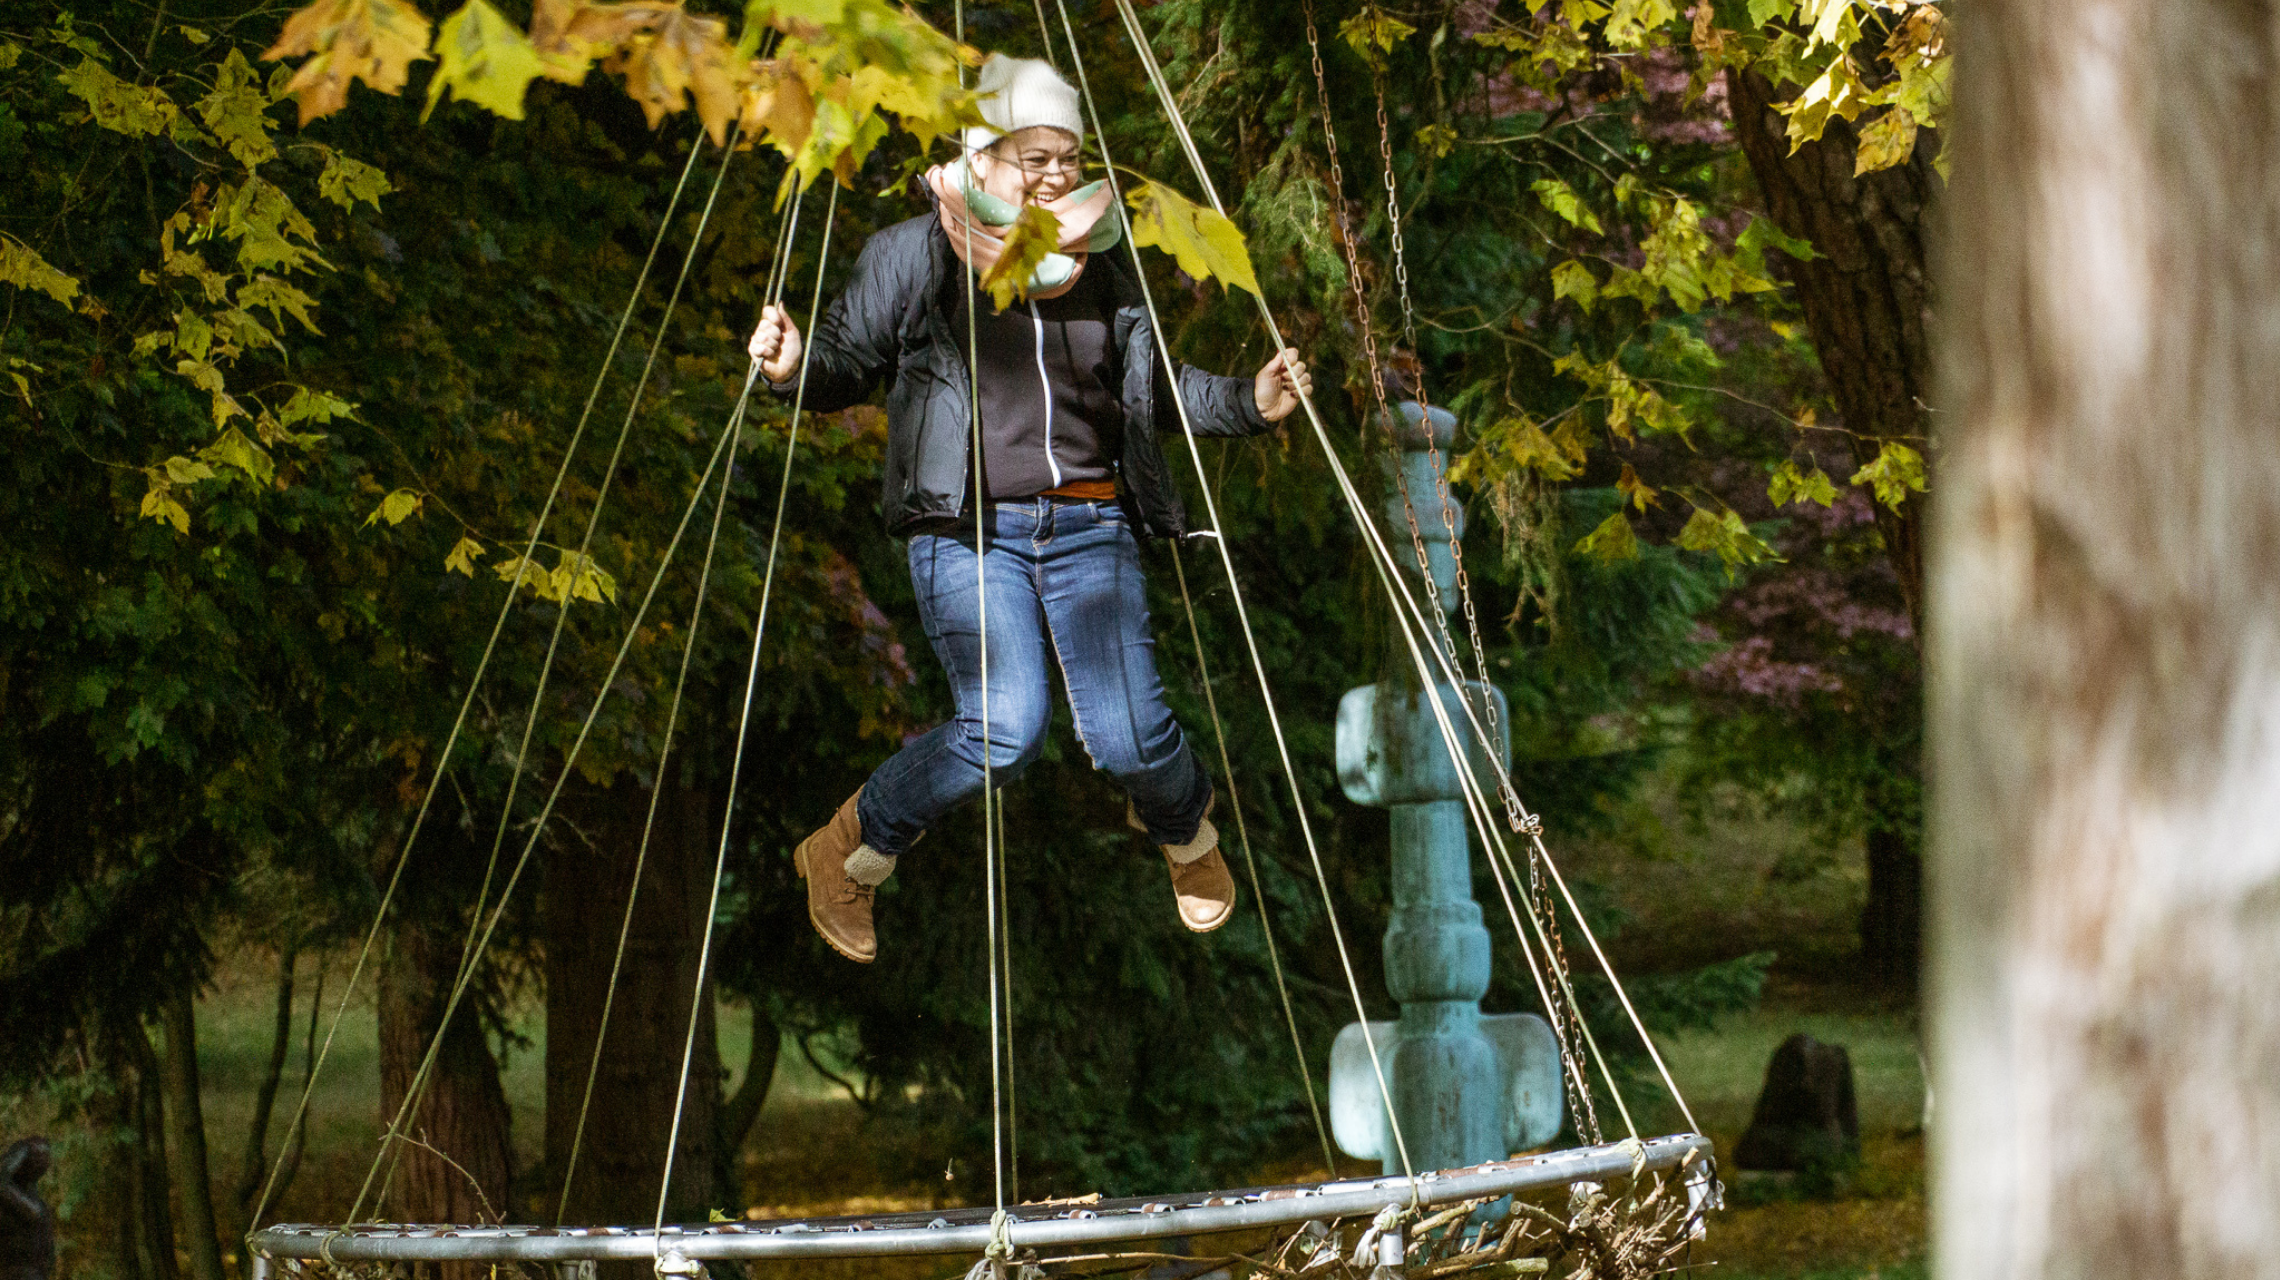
left=1328, top=403, right=1561, bottom=1177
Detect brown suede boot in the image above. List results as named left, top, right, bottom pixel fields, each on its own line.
left=795, top=791, right=897, bottom=963
left=1129, top=800, right=1236, bottom=933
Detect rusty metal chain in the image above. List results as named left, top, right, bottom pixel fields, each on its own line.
left=1304, top=0, right=1595, bottom=1142
left=1301, top=1, right=1456, bottom=660
left=1363, top=54, right=1528, bottom=838
left=1530, top=839, right=1602, bottom=1143
left=1303, top=0, right=1395, bottom=432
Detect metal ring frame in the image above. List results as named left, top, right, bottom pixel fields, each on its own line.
left=250, top=1134, right=1711, bottom=1270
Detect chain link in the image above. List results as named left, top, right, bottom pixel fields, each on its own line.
left=1301, top=2, right=1452, bottom=652
left=1529, top=837, right=1601, bottom=1144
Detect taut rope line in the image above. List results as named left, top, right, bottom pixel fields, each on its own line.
left=653, top=178, right=841, bottom=1246
left=1168, top=541, right=1338, bottom=1173
left=1053, top=0, right=1420, bottom=1191
left=954, top=0, right=1013, bottom=1221
left=1294, top=2, right=1601, bottom=1137
left=1115, top=0, right=1699, bottom=1137
left=355, top=124, right=751, bottom=1226
left=556, top=185, right=813, bottom=1228
left=246, top=128, right=713, bottom=1238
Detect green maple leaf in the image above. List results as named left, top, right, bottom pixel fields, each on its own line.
left=317, top=150, right=392, bottom=210
left=1339, top=8, right=1417, bottom=62
left=1573, top=511, right=1640, bottom=562
left=1531, top=177, right=1603, bottom=234
left=1551, top=260, right=1598, bottom=313
left=1125, top=182, right=1259, bottom=297
left=281, top=386, right=357, bottom=425
left=1676, top=507, right=1781, bottom=577
left=201, top=426, right=276, bottom=485
left=57, top=57, right=180, bottom=136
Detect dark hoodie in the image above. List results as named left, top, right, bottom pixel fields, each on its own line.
left=773, top=211, right=1273, bottom=537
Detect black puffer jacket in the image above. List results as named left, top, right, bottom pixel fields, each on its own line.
left=778, top=212, right=1275, bottom=537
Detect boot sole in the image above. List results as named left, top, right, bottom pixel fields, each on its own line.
left=1182, top=905, right=1234, bottom=934
left=1171, top=849, right=1236, bottom=934
left=795, top=835, right=876, bottom=964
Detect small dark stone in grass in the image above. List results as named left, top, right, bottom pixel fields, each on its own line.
left=1733, top=1033, right=1860, bottom=1174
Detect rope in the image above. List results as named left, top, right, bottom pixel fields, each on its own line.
left=1056, top=0, right=1420, bottom=1191
left=1168, top=543, right=1337, bottom=1173
left=996, top=794, right=1021, bottom=1204
left=355, top=124, right=748, bottom=1225
left=1128, top=0, right=1699, bottom=1141
left=955, top=0, right=1012, bottom=1218
left=246, top=126, right=713, bottom=1239
left=555, top=187, right=811, bottom=1228
left=1294, top=1, right=1600, bottom=1134
left=1036, top=0, right=1332, bottom=1167
left=651, top=179, right=841, bottom=1245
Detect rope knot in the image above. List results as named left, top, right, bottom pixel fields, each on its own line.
left=985, top=1207, right=1014, bottom=1261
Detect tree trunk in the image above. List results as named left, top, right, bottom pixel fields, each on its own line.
left=159, top=989, right=225, bottom=1280
left=234, top=945, right=297, bottom=1222
left=119, top=1025, right=181, bottom=1280
left=1932, top=0, right=2280, bottom=1273
left=1857, top=823, right=1920, bottom=988
left=377, top=916, right=515, bottom=1266
left=1727, top=63, right=1937, bottom=984
left=715, top=1007, right=780, bottom=1201
left=92, top=1028, right=179, bottom=1280
left=544, top=777, right=723, bottom=1239
left=1726, top=64, right=1937, bottom=634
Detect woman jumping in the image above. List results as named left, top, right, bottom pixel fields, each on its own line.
left=747, top=54, right=1309, bottom=963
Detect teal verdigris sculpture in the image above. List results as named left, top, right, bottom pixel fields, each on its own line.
left=1328, top=402, right=1563, bottom=1177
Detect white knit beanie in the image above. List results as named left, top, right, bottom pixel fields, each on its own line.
left=962, top=54, right=1084, bottom=156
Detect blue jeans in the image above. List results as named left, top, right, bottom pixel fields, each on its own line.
left=855, top=498, right=1214, bottom=857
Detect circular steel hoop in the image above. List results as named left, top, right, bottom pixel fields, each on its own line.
left=252, top=1134, right=1712, bottom=1266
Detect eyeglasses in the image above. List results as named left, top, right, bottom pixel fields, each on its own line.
left=1006, top=152, right=1085, bottom=177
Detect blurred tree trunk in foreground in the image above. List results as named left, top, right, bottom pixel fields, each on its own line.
left=1934, top=0, right=2280, bottom=1272
left=1729, top=65, right=1936, bottom=987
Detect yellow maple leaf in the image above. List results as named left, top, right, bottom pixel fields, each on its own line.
left=1617, top=462, right=1660, bottom=512
left=56, top=58, right=181, bottom=137
left=444, top=536, right=484, bottom=576
left=0, top=235, right=82, bottom=308
left=426, top=0, right=550, bottom=121
left=528, top=0, right=601, bottom=84
left=1125, top=182, right=1259, bottom=297
left=1852, top=108, right=1917, bottom=176
left=741, top=60, right=817, bottom=155
left=364, top=487, right=422, bottom=526
left=978, top=204, right=1061, bottom=311
left=263, top=0, right=435, bottom=126
left=596, top=8, right=743, bottom=144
